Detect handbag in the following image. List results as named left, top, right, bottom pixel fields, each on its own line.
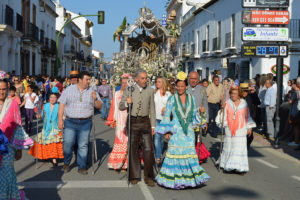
left=0, top=129, right=9, bottom=155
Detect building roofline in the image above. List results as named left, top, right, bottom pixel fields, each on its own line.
left=193, top=0, right=219, bottom=15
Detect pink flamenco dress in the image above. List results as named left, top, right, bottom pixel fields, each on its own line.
left=107, top=91, right=129, bottom=170
left=0, top=98, right=33, bottom=200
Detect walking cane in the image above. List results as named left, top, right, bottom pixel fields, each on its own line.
left=218, top=106, right=225, bottom=171
left=126, top=77, right=135, bottom=186
left=91, top=85, right=98, bottom=175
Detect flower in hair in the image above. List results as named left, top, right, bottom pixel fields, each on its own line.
left=0, top=71, right=6, bottom=80
left=121, top=73, right=131, bottom=78
left=177, top=72, right=187, bottom=81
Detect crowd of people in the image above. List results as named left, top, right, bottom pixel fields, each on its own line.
left=0, top=68, right=299, bottom=199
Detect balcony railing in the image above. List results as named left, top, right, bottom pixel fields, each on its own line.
left=23, top=22, right=39, bottom=41
left=71, top=45, right=75, bottom=54
left=40, top=30, right=45, bottom=44
left=225, top=32, right=231, bottom=48
left=86, top=55, right=92, bottom=63
left=16, top=14, right=23, bottom=32
left=84, top=35, right=92, bottom=44
left=5, top=5, right=14, bottom=27
left=76, top=51, right=85, bottom=61
left=212, top=37, right=221, bottom=51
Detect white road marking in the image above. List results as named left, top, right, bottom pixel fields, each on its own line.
left=255, top=159, right=279, bottom=169
left=138, top=181, right=155, bottom=200
left=18, top=180, right=130, bottom=189
left=291, top=176, right=300, bottom=182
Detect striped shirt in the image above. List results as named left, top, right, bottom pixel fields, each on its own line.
left=58, top=84, right=101, bottom=118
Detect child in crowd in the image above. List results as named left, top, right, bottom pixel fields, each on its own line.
left=21, top=85, right=37, bottom=133
left=8, top=86, right=21, bottom=105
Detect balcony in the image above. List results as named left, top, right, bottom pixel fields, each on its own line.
left=75, top=51, right=85, bottom=61
left=41, top=37, right=49, bottom=53
left=212, top=37, right=222, bottom=53
left=16, top=14, right=23, bottom=32
left=86, top=55, right=92, bottom=63
left=23, top=22, right=39, bottom=42
left=5, top=5, right=13, bottom=27
left=64, top=44, right=75, bottom=56
left=50, top=40, right=56, bottom=54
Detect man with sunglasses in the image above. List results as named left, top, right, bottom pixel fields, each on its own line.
left=58, top=71, right=102, bottom=175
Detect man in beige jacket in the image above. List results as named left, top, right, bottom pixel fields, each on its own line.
left=206, top=75, right=224, bottom=138
left=119, top=69, right=156, bottom=187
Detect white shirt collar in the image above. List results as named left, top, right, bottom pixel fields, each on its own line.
left=136, top=84, right=143, bottom=92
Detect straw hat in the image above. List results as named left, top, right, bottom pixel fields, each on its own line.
left=240, top=83, right=251, bottom=90
left=70, top=70, right=79, bottom=78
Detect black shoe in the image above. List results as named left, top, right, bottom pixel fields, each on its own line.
left=63, top=164, right=70, bottom=173
left=78, top=168, right=88, bottom=175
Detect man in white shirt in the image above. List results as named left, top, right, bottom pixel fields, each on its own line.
left=264, top=79, right=277, bottom=138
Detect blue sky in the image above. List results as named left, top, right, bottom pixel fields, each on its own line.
left=60, top=0, right=166, bottom=60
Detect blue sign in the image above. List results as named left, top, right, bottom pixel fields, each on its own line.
left=162, top=14, right=167, bottom=26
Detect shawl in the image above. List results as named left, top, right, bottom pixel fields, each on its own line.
left=0, top=98, right=17, bottom=164
left=174, top=92, right=194, bottom=135
left=42, top=103, right=59, bottom=141
left=226, top=99, right=249, bottom=137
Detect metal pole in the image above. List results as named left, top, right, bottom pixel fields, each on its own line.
left=274, top=57, right=283, bottom=148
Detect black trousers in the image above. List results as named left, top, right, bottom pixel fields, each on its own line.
left=129, top=117, right=154, bottom=180
left=208, top=103, right=220, bottom=136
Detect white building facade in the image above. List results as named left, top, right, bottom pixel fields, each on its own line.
left=0, top=0, right=23, bottom=74
left=179, top=0, right=300, bottom=84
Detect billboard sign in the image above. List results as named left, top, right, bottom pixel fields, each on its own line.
left=242, top=10, right=289, bottom=25
left=241, top=45, right=288, bottom=57
left=242, top=27, right=289, bottom=41
left=242, top=0, right=289, bottom=8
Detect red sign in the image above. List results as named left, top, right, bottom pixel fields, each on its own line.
left=243, top=10, right=289, bottom=25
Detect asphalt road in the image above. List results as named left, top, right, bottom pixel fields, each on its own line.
left=15, top=114, right=300, bottom=200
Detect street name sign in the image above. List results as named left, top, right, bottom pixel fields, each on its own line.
left=241, top=45, right=288, bottom=57
left=242, top=10, right=289, bottom=25
left=242, top=0, right=289, bottom=8
left=242, top=27, right=289, bottom=41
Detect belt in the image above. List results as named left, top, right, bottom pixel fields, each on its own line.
left=67, top=116, right=92, bottom=120
left=130, top=116, right=149, bottom=119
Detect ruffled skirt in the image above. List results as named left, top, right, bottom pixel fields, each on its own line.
left=156, top=153, right=210, bottom=189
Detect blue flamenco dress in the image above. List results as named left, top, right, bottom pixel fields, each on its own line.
left=155, top=93, right=210, bottom=189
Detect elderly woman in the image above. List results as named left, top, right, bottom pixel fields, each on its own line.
left=106, top=74, right=131, bottom=170
left=216, top=85, right=256, bottom=174
left=155, top=72, right=210, bottom=189
left=0, top=74, right=32, bottom=199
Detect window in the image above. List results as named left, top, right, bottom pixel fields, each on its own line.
left=206, top=67, right=209, bottom=79
left=206, top=25, right=209, bottom=51
left=197, top=31, right=200, bottom=55
left=231, top=14, right=235, bottom=47
left=32, top=4, right=36, bottom=25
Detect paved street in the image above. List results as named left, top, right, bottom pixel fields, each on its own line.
left=16, top=114, right=300, bottom=200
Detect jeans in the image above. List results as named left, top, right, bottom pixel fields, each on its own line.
left=101, top=97, right=110, bottom=119
left=63, top=118, right=92, bottom=170
left=25, top=108, right=34, bottom=133
left=208, top=103, right=220, bottom=137
left=154, top=120, right=164, bottom=159
left=266, top=106, right=276, bottom=138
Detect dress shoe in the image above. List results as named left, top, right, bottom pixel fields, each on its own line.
left=144, top=178, right=155, bottom=187
left=78, top=169, right=88, bottom=175
left=62, top=164, right=70, bottom=173
left=130, top=179, right=139, bottom=185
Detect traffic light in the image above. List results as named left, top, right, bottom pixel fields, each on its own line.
left=98, top=11, right=105, bottom=24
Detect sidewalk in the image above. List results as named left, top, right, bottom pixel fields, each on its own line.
left=253, top=132, right=300, bottom=161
